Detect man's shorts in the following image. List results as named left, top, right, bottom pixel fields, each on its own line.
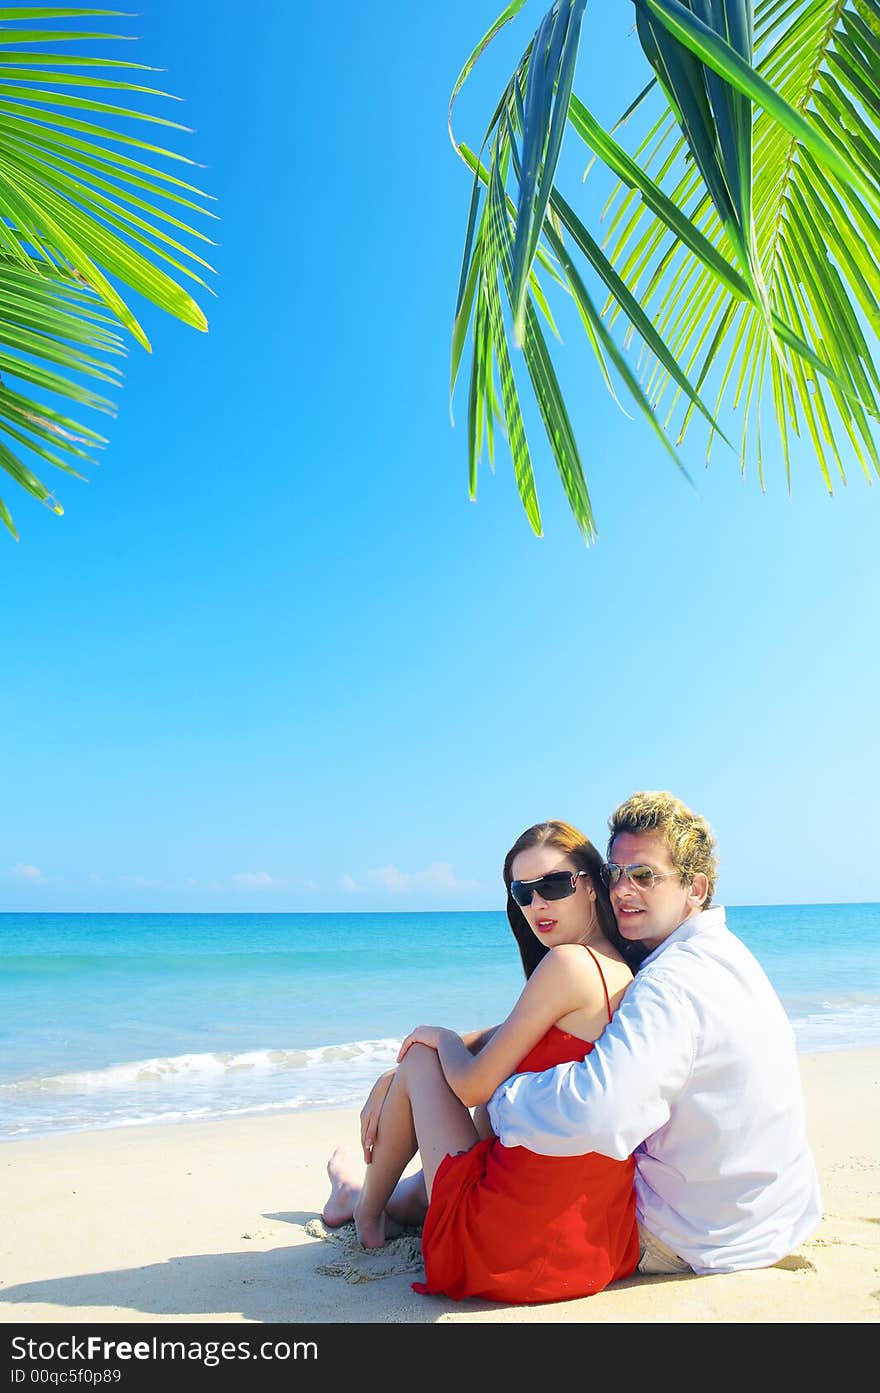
left=636, top=1221, right=694, bottom=1275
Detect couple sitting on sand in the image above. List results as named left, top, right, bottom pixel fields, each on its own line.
left=323, top=791, right=822, bottom=1304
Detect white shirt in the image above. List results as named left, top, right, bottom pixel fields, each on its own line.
left=487, top=905, right=822, bottom=1274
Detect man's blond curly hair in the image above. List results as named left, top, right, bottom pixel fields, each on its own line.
left=607, top=791, right=718, bottom=905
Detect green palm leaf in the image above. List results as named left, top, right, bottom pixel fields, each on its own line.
left=508, top=0, right=587, bottom=345
left=451, top=0, right=880, bottom=540
left=602, top=0, right=880, bottom=484
left=450, top=3, right=730, bottom=542
left=0, top=8, right=214, bottom=538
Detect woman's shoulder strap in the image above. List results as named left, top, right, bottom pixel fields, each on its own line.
left=583, top=945, right=613, bottom=1025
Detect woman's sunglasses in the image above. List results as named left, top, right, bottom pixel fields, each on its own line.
left=600, top=862, right=677, bottom=891
left=509, top=870, right=588, bottom=908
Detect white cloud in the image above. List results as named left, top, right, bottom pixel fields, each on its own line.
left=364, top=861, right=480, bottom=894
left=117, top=874, right=204, bottom=891
left=341, top=874, right=359, bottom=892
left=11, top=863, right=42, bottom=882
left=232, top=871, right=286, bottom=889
left=367, top=864, right=409, bottom=891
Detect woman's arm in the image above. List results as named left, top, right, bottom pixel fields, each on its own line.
left=359, top=1069, right=396, bottom=1161
left=359, top=1022, right=500, bottom=1160
left=399, top=945, right=603, bottom=1108
left=461, top=1024, right=500, bottom=1053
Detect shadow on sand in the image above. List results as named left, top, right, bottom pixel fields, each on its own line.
left=0, top=1214, right=695, bottom=1325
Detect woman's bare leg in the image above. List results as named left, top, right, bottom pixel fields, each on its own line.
left=323, top=1151, right=428, bottom=1232
left=348, top=1109, right=486, bottom=1223
left=386, top=1170, right=428, bottom=1224
left=353, top=1043, right=479, bottom=1248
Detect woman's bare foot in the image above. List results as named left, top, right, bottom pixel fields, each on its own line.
left=353, top=1198, right=402, bottom=1250
left=322, top=1147, right=363, bottom=1227
left=322, top=1145, right=403, bottom=1247
left=353, top=1198, right=388, bottom=1250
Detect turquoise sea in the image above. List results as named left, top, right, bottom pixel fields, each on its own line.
left=2, top=904, right=878, bottom=1142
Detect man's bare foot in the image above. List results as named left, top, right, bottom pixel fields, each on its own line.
left=322, top=1146, right=363, bottom=1227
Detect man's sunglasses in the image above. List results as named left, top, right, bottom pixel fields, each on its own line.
left=509, top=870, right=588, bottom=908
left=601, top=862, right=677, bottom=891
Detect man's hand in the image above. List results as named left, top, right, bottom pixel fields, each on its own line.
left=360, top=1068, right=395, bottom=1164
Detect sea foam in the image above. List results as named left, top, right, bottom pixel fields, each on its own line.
left=0, top=1038, right=403, bottom=1140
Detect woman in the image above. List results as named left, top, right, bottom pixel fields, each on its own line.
left=322, top=820, right=641, bottom=1304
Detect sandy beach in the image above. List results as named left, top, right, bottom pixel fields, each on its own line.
left=0, top=1048, right=877, bottom=1326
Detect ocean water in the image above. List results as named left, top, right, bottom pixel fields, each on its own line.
left=1, top=904, right=878, bottom=1142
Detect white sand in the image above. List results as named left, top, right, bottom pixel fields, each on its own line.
left=0, top=1049, right=877, bottom=1324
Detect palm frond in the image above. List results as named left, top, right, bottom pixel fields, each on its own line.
left=0, top=8, right=214, bottom=537
left=601, top=0, right=880, bottom=485
left=450, top=0, right=880, bottom=540
left=450, top=3, right=731, bottom=542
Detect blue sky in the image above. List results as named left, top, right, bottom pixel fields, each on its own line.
left=2, top=1, right=878, bottom=913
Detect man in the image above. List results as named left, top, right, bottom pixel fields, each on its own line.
left=487, top=790, right=822, bottom=1275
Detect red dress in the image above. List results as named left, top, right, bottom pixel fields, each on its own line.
left=413, top=951, right=639, bottom=1305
